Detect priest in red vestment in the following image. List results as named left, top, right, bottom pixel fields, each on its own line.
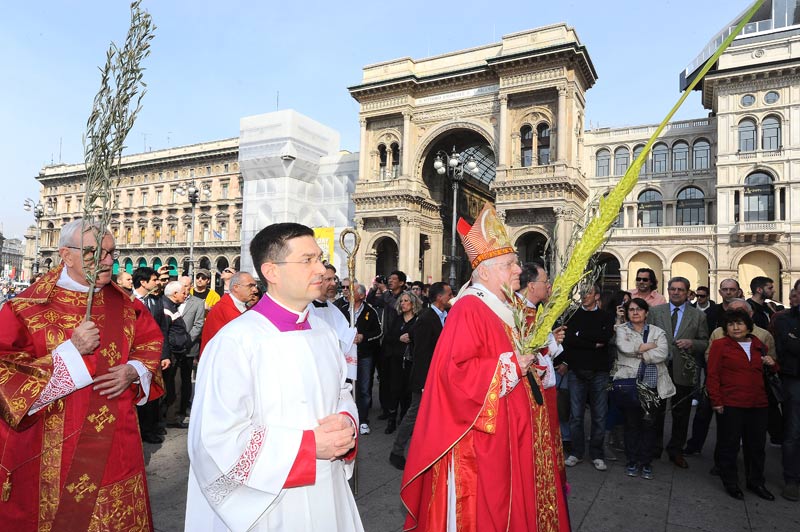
left=400, top=204, right=570, bottom=532
left=0, top=220, right=165, bottom=532
left=199, top=272, right=258, bottom=355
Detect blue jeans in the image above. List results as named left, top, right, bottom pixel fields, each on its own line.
left=356, top=356, right=374, bottom=425
left=568, top=369, right=609, bottom=460
left=556, top=371, right=571, bottom=441
left=783, top=375, right=800, bottom=483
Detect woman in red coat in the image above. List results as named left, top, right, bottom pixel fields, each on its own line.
left=707, top=308, right=779, bottom=501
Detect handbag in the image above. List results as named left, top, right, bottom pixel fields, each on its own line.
left=764, top=370, right=785, bottom=403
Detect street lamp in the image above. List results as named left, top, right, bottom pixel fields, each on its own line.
left=176, top=181, right=211, bottom=279
left=432, top=146, right=479, bottom=286
left=23, top=198, right=52, bottom=276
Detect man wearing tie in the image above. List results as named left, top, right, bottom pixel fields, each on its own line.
left=648, top=276, right=709, bottom=469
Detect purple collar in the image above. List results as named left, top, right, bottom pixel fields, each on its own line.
left=251, top=292, right=311, bottom=332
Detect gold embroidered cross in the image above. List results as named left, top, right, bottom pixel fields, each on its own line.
left=100, top=342, right=121, bottom=365
left=87, top=405, right=116, bottom=433
left=66, top=474, right=97, bottom=502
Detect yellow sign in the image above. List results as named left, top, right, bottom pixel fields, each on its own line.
left=314, top=227, right=335, bottom=264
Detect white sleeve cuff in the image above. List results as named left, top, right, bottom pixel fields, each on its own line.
left=127, top=360, right=153, bottom=405
left=28, top=340, right=93, bottom=415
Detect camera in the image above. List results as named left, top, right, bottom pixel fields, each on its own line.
left=376, top=275, right=388, bottom=285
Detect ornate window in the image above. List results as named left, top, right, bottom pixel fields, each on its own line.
left=613, top=147, right=629, bottom=175
left=520, top=126, right=534, bottom=167
left=637, top=189, right=663, bottom=227
left=738, top=119, right=757, bottom=152
left=744, top=172, right=774, bottom=221
left=595, top=148, right=610, bottom=177
left=672, top=142, right=689, bottom=172
left=169, top=225, right=176, bottom=244
left=391, top=142, right=400, bottom=177
left=537, top=124, right=550, bottom=165
left=676, top=187, right=705, bottom=225
left=652, top=143, right=668, bottom=173
left=378, top=144, right=388, bottom=179
left=693, top=139, right=710, bottom=170
left=762, top=116, right=781, bottom=151
left=632, top=144, right=646, bottom=175
left=765, top=91, right=780, bottom=104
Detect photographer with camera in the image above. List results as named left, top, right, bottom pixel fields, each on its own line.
left=367, top=271, right=408, bottom=422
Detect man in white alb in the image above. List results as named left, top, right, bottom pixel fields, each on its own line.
left=185, top=222, right=363, bottom=532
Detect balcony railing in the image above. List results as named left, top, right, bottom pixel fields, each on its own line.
left=611, top=225, right=715, bottom=238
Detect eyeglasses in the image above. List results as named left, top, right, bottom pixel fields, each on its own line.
left=696, top=293, right=708, bottom=298
left=272, top=255, right=324, bottom=266
left=65, top=246, right=119, bottom=260
left=628, top=307, right=644, bottom=313
left=223, top=268, right=235, bottom=274
left=635, top=277, right=651, bottom=282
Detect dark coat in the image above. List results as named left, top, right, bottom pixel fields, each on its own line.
left=408, top=307, right=445, bottom=392
left=773, top=306, right=800, bottom=377
left=338, top=301, right=382, bottom=358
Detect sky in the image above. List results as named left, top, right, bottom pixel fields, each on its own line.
left=0, top=0, right=751, bottom=240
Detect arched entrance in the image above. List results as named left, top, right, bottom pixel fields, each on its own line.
left=671, top=251, right=709, bottom=292
left=421, top=128, right=496, bottom=283
left=137, top=257, right=147, bottom=269
left=233, top=256, right=241, bottom=271
left=167, top=257, right=178, bottom=277
left=124, top=258, right=133, bottom=274
left=516, top=231, right=549, bottom=266
left=152, top=257, right=163, bottom=271
left=112, top=260, right=120, bottom=275
left=198, top=256, right=211, bottom=270
left=738, top=251, right=782, bottom=300
left=216, top=257, right=230, bottom=273
left=375, top=237, right=399, bottom=277
left=595, top=253, right=621, bottom=292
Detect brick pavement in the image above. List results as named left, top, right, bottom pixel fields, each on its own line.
left=146, top=409, right=799, bottom=532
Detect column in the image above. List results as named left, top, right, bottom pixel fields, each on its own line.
left=429, top=229, right=444, bottom=283
left=402, top=113, right=412, bottom=177
left=510, top=133, right=520, bottom=168
left=553, top=207, right=568, bottom=273
left=557, top=86, right=567, bottom=163
left=774, top=185, right=783, bottom=221
left=620, top=269, right=629, bottom=291
left=408, top=219, right=421, bottom=281
left=359, top=119, right=367, bottom=180
left=399, top=216, right=411, bottom=275
left=498, top=96, right=508, bottom=167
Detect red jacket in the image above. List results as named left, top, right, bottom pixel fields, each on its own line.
left=707, top=335, right=778, bottom=409
left=200, top=293, right=244, bottom=356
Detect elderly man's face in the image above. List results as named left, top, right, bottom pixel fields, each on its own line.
left=719, top=280, right=740, bottom=304
left=231, top=273, right=258, bottom=304
left=61, top=231, right=116, bottom=288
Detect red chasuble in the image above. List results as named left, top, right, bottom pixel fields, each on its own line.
left=0, top=266, right=164, bottom=532
left=400, top=295, right=569, bottom=532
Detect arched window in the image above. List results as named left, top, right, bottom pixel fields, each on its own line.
left=202, top=224, right=210, bottom=242
left=637, top=189, right=663, bottom=227
left=762, top=116, right=781, bottom=151
left=677, top=187, right=705, bottom=225
left=537, top=124, right=550, bottom=165
left=693, top=139, right=710, bottom=169
left=672, top=141, right=689, bottom=172
left=595, top=148, right=610, bottom=177
left=744, top=172, right=774, bottom=221
left=632, top=144, right=646, bottom=175
left=520, top=126, right=533, bottom=167
left=378, top=144, right=388, bottom=179
left=652, top=143, right=668, bottom=173
left=614, top=147, right=629, bottom=175
left=739, top=119, right=756, bottom=152
left=390, top=142, right=400, bottom=177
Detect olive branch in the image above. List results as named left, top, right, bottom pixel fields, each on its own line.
left=81, top=0, right=155, bottom=319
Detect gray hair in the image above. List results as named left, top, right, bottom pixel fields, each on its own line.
left=471, top=255, right=502, bottom=282
left=668, top=276, right=691, bottom=291
left=164, top=281, right=183, bottom=298
left=230, top=271, right=251, bottom=289
left=354, top=283, right=367, bottom=296
left=727, top=298, right=753, bottom=314
left=395, top=290, right=423, bottom=315
left=58, top=219, right=110, bottom=247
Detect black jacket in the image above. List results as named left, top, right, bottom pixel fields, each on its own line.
left=773, top=306, right=800, bottom=377
left=562, top=306, right=615, bottom=371
left=162, top=297, right=190, bottom=360
left=139, top=293, right=170, bottom=361
left=409, top=307, right=445, bottom=392
left=338, top=301, right=382, bottom=358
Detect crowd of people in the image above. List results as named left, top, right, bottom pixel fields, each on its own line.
left=2, top=212, right=799, bottom=531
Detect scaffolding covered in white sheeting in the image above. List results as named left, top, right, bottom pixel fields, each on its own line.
left=238, top=110, right=358, bottom=276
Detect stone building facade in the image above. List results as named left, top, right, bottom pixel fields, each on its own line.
left=348, top=24, right=596, bottom=285
left=33, top=139, right=243, bottom=281
left=584, top=4, right=800, bottom=301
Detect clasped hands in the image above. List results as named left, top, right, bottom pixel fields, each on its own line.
left=314, top=414, right=356, bottom=461
left=72, top=320, right=139, bottom=399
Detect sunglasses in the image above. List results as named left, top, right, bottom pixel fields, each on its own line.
left=635, top=277, right=651, bottom=282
